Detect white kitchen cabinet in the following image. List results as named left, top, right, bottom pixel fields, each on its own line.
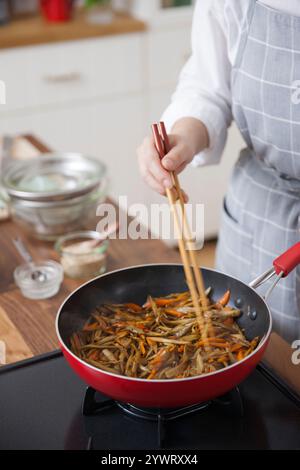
left=0, top=103, right=94, bottom=153
left=0, top=95, right=146, bottom=208
left=0, top=34, right=144, bottom=112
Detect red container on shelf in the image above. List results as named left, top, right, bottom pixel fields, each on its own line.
left=40, top=0, right=74, bottom=23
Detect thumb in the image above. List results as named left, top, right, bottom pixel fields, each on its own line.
left=161, top=146, right=188, bottom=172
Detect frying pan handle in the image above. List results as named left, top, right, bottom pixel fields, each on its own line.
left=249, top=242, right=300, bottom=300
left=273, top=241, right=300, bottom=277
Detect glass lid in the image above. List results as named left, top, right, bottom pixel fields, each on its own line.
left=2, top=153, right=106, bottom=202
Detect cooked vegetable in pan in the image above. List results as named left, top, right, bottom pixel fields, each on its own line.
left=70, top=289, right=259, bottom=380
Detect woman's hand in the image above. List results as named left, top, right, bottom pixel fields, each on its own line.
left=137, top=117, right=209, bottom=195
left=137, top=133, right=194, bottom=195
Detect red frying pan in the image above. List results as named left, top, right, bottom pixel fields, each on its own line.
left=56, top=242, right=300, bottom=408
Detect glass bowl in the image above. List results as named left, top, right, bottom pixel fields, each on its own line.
left=55, top=231, right=109, bottom=279
left=14, top=260, right=63, bottom=300
left=2, top=153, right=108, bottom=240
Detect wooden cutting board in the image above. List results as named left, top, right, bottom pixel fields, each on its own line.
left=0, top=306, right=32, bottom=364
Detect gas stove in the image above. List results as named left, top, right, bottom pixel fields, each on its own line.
left=0, top=351, right=299, bottom=450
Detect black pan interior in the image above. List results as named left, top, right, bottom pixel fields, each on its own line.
left=58, top=265, right=271, bottom=348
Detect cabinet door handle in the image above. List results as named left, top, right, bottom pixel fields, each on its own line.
left=43, top=72, right=82, bottom=84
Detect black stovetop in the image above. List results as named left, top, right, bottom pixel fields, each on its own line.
left=0, top=351, right=299, bottom=450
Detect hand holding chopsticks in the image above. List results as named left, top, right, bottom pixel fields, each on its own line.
left=151, top=122, right=211, bottom=339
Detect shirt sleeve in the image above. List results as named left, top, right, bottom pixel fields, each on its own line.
left=161, top=0, right=233, bottom=166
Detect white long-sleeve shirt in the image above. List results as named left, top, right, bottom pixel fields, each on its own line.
left=162, top=0, right=300, bottom=166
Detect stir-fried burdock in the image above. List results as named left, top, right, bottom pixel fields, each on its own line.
left=70, top=290, right=259, bottom=380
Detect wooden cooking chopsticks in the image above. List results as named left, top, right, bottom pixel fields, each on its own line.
left=151, top=122, right=209, bottom=338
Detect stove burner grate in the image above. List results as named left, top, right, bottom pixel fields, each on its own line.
left=116, top=401, right=212, bottom=447
left=82, top=387, right=244, bottom=449
left=116, top=401, right=211, bottom=421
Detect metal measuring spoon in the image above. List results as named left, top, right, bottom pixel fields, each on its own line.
left=12, top=237, right=47, bottom=283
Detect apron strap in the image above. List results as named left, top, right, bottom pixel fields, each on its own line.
left=233, top=0, right=258, bottom=71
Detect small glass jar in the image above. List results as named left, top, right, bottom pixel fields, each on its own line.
left=14, top=260, right=63, bottom=300
left=55, top=231, right=109, bottom=279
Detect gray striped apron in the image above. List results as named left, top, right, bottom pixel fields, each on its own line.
left=216, top=0, right=300, bottom=343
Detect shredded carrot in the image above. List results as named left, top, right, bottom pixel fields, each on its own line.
left=116, top=330, right=129, bottom=338
left=72, top=334, right=81, bottom=350
left=147, top=370, right=157, bottom=380
left=146, top=338, right=156, bottom=346
left=217, top=290, right=231, bottom=307
left=204, top=341, right=229, bottom=348
left=83, top=322, right=99, bottom=331
left=88, top=350, right=99, bottom=360
left=135, top=322, right=147, bottom=329
left=230, top=343, right=244, bottom=352
left=208, top=328, right=216, bottom=337
left=173, top=292, right=190, bottom=300
left=139, top=340, right=146, bottom=355
left=237, top=349, right=245, bottom=361
left=124, top=303, right=142, bottom=312
left=217, top=354, right=228, bottom=363
left=154, top=298, right=177, bottom=306
left=143, top=297, right=176, bottom=308
left=151, top=349, right=167, bottom=365
left=250, top=338, right=259, bottom=348
left=164, top=308, right=184, bottom=318
left=113, top=321, right=127, bottom=328
left=245, top=340, right=257, bottom=356
left=197, top=337, right=229, bottom=348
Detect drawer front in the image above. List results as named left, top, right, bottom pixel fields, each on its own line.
left=148, top=27, right=191, bottom=89
left=0, top=34, right=143, bottom=112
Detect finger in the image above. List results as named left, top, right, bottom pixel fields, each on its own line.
left=161, top=146, right=187, bottom=172
left=180, top=189, right=189, bottom=203
left=139, top=137, right=172, bottom=189
left=148, top=157, right=172, bottom=189
left=143, top=171, right=166, bottom=195
left=172, top=187, right=189, bottom=204
left=137, top=136, right=160, bottom=164
left=183, top=191, right=189, bottom=203
left=175, top=162, right=188, bottom=175
left=137, top=137, right=158, bottom=166
left=138, top=139, right=158, bottom=179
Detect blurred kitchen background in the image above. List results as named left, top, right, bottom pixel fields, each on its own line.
left=0, top=0, right=243, bottom=241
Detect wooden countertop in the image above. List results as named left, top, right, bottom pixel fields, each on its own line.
left=0, top=11, right=147, bottom=50
left=0, top=135, right=179, bottom=364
